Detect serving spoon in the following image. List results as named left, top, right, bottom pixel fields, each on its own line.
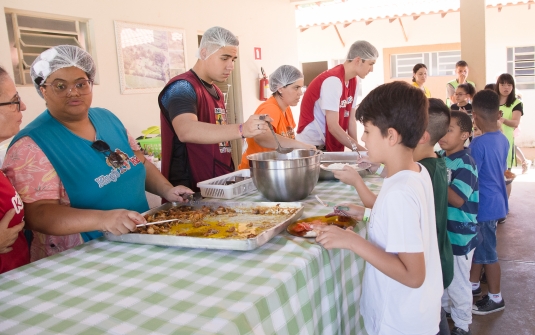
left=266, top=120, right=293, bottom=154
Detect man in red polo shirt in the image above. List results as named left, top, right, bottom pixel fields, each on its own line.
left=296, top=40, right=378, bottom=152
left=158, top=27, right=270, bottom=190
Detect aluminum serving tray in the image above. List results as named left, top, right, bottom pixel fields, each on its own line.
left=104, top=201, right=304, bottom=251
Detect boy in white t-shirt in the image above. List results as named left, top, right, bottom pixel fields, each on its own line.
left=313, top=81, right=443, bottom=335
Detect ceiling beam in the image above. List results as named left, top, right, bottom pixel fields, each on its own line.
left=398, top=18, right=408, bottom=42
left=333, top=25, right=345, bottom=48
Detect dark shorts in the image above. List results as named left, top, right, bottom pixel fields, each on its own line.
left=473, top=220, right=498, bottom=264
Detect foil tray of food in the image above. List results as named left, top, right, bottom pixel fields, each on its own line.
left=104, top=201, right=304, bottom=251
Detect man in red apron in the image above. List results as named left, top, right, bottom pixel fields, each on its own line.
left=158, top=26, right=269, bottom=190
left=297, top=40, right=378, bottom=152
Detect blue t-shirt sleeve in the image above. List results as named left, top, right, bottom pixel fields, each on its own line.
left=160, top=80, right=197, bottom=121
left=469, top=139, right=484, bottom=170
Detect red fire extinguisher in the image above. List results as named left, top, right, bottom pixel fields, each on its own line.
left=259, top=67, right=269, bottom=101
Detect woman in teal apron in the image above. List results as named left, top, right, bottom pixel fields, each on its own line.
left=4, top=45, right=193, bottom=261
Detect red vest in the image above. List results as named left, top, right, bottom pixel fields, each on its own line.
left=158, top=70, right=234, bottom=190
left=297, top=65, right=356, bottom=152
left=0, top=172, right=29, bottom=274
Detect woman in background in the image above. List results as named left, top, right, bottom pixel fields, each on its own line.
left=0, top=66, right=29, bottom=273
left=411, top=63, right=431, bottom=98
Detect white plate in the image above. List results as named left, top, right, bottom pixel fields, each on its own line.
left=320, top=162, right=371, bottom=172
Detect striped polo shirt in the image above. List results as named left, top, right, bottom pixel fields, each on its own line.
left=439, top=148, right=480, bottom=255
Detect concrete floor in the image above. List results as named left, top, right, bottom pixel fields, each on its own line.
left=451, top=166, right=535, bottom=335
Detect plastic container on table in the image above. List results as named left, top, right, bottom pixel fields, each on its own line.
left=197, top=170, right=256, bottom=199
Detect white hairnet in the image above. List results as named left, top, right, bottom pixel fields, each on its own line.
left=196, top=26, right=239, bottom=60
left=346, top=40, right=379, bottom=61
left=269, top=65, right=303, bottom=92
left=30, top=45, right=96, bottom=98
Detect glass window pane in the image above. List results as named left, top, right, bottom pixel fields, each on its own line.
left=390, top=55, right=397, bottom=78
left=439, top=56, right=461, bottom=63
left=514, top=76, right=534, bottom=83
left=517, top=83, right=535, bottom=90
left=515, top=69, right=534, bottom=76
left=398, top=66, right=414, bottom=73
left=507, top=62, right=514, bottom=75
left=17, top=15, right=77, bottom=33
left=397, top=53, right=422, bottom=60
left=515, top=46, right=535, bottom=53
left=431, top=53, right=438, bottom=75
left=515, top=61, right=534, bottom=68
left=507, top=48, right=513, bottom=62
left=438, top=51, right=461, bottom=57
left=20, top=32, right=80, bottom=48
left=515, top=54, right=535, bottom=61
left=423, top=53, right=429, bottom=67
left=398, top=59, right=419, bottom=66
left=24, top=71, right=32, bottom=85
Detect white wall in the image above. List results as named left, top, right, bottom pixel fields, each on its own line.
left=298, top=5, right=535, bottom=147
left=0, top=0, right=299, bottom=138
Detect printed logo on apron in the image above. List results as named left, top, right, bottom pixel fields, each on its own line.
left=94, top=149, right=142, bottom=188
left=215, top=107, right=232, bottom=153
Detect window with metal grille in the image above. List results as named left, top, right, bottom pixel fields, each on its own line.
left=507, top=46, right=535, bottom=90
left=4, top=9, right=95, bottom=86
left=390, top=51, right=461, bottom=78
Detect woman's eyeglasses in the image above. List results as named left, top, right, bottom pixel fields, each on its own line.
left=0, top=93, right=21, bottom=112
left=91, top=140, right=125, bottom=166
left=41, top=79, right=93, bottom=97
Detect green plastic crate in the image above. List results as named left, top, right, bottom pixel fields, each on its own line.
left=138, top=136, right=161, bottom=159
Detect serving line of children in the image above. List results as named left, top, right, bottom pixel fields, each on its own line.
left=314, top=81, right=510, bottom=335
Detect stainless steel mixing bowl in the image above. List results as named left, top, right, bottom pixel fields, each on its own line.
left=246, top=149, right=322, bottom=201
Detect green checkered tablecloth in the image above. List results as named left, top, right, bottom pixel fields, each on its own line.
left=0, top=178, right=383, bottom=335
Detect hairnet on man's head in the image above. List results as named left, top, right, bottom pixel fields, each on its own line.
left=269, top=65, right=303, bottom=92
left=30, top=45, right=96, bottom=98
left=196, top=26, right=239, bottom=60
left=346, top=40, right=379, bottom=61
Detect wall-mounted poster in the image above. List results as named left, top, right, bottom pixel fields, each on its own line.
left=114, top=21, right=187, bottom=94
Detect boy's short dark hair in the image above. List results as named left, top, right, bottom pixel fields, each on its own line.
left=484, top=83, right=496, bottom=91
left=456, top=60, right=468, bottom=68
left=472, top=89, right=500, bottom=122
left=450, top=111, right=473, bottom=134
left=356, top=81, right=428, bottom=149
left=427, top=98, right=450, bottom=145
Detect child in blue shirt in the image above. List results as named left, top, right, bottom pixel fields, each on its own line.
left=438, top=111, right=479, bottom=335
left=468, top=90, right=509, bottom=315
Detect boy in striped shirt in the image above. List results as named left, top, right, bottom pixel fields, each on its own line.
left=438, top=111, right=480, bottom=335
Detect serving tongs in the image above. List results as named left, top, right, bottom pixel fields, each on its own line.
left=136, top=218, right=183, bottom=228
left=136, top=192, right=202, bottom=228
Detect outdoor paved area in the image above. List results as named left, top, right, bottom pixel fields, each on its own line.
left=460, top=166, right=535, bottom=335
